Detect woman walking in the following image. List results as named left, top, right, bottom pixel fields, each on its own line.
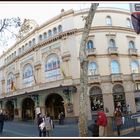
left=114, top=107, right=123, bottom=136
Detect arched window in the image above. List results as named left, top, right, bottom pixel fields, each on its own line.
left=88, top=62, right=97, bottom=75
left=87, top=40, right=94, bottom=49
left=22, top=64, right=34, bottom=87
left=39, top=34, right=43, bottom=41
left=53, top=27, right=57, bottom=35
left=45, top=55, right=61, bottom=80
left=106, top=16, right=112, bottom=26
left=44, top=32, right=47, bottom=39
left=113, top=84, right=126, bottom=112
left=22, top=45, right=25, bottom=51
left=48, top=30, right=52, bottom=37
left=29, top=41, right=32, bottom=47
left=131, top=61, right=139, bottom=73
left=58, top=25, right=62, bottom=32
left=109, top=39, right=116, bottom=48
left=111, top=60, right=120, bottom=74
left=32, top=38, right=36, bottom=45
left=89, top=86, right=103, bottom=111
left=129, top=41, right=135, bottom=49
left=126, top=18, right=131, bottom=28
left=6, top=72, right=15, bottom=92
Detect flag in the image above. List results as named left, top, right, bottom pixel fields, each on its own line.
left=60, top=64, right=66, bottom=78
left=11, top=80, right=16, bottom=91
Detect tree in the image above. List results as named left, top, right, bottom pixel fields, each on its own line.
left=79, top=3, right=99, bottom=137
left=0, top=17, right=21, bottom=47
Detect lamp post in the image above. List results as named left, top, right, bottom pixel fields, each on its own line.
left=63, top=87, right=71, bottom=104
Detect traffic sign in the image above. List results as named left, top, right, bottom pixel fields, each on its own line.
left=131, top=113, right=140, bottom=119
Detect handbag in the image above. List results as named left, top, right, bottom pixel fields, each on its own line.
left=39, top=121, right=45, bottom=131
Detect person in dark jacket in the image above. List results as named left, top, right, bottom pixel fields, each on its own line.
left=37, top=113, right=46, bottom=137
left=0, top=110, right=5, bottom=134
left=88, top=120, right=99, bottom=137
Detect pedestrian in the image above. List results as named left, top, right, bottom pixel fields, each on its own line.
left=0, top=110, right=5, bottom=134
left=44, top=114, right=54, bottom=137
left=126, top=104, right=131, bottom=114
left=37, top=113, right=46, bottom=137
left=58, top=112, right=65, bottom=125
left=96, top=108, right=108, bottom=137
left=114, top=107, right=123, bottom=136
left=88, top=120, right=99, bottom=137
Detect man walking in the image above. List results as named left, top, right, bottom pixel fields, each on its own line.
left=0, top=110, right=5, bottom=134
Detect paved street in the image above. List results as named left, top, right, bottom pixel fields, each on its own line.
left=0, top=121, right=79, bottom=137
left=0, top=120, right=140, bottom=137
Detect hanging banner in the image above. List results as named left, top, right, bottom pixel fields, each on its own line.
left=130, top=3, right=140, bottom=34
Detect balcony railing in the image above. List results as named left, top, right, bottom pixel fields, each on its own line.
left=88, top=74, right=101, bottom=84
left=86, top=48, right=96, bottom=56
left=129, top=48, right=137, bottom=56
left=132, top=73, right=140, bottom=81
left=111, top=73, right=123, bottom=82
left=108, top=47, right=118, bottom=55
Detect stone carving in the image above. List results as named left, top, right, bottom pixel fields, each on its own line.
left=17, top=19, right=38, bottom=39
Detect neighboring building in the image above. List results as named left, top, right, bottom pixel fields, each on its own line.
left=0, top=7, right=139, bottom=122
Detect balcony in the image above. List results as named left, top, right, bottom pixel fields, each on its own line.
left=88, top=75, right=101, bottom=84
left=111, top=73, right=123, bottom=82
left=129, top=48, right=137, bottom=56
left=132, top=73, right=140, bottom=81
left=108, top=47, right=118, bottom=55
left=86, top=48, right=96, bottom=57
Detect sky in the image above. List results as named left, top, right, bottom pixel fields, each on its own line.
left=0, top=2, right=132, bottom=55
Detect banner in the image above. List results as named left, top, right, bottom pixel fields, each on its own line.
left=130, top=3, right=140, bottom=34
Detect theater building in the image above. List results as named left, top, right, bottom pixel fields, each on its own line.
left=0, top=7, right=140, bottom=122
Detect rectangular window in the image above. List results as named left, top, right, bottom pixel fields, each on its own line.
left=135, top=83, right=140, bottom=91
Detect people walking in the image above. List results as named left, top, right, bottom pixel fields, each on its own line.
left=97, top=108, right=108, bottom=137
left=88, top=120, right=99, bottom=137
left=37, top=113, right=46, bottom=137
left=58, top=112, right=65, bottom=125
left=44, top=114, right=54, bottom=137
left=114, top=107, right=123, bottom=136
left=0, top=110, right=5, bottom=134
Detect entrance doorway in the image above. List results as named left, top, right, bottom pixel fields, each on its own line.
left=5, top=100, right=14, bottom=121
left=22, top=98, right=35, bottom=121
left=45, top=94, right=64, bottom=119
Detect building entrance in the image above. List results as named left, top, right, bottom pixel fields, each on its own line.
left=22, top=98, right=35, bottom=121
left=5, top=100, right=14, bottom=120
left=45, top=94, right=64, bottom=119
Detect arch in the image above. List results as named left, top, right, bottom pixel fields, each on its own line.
left=58, top=25, right=62, bottom=32
left=22, top=63, right=34, bottom=87
left=89, top=86, right=103, bottom=111
left=88, top=62, right=97, bottom=75
left=113, top=84, right=126, bottom=112
left=53, top=27, right=57, bottom=35
left=48, top=30, right=52, bottom=37
left=5, top=100, right=14, bottom=120
left=106, top=16, right=112, bottom=25
left=22, top=97, right=35, bottom=121
left=111, top=60, right=120, bottom=74
left=45, top=93, right=64, bottom=119
left=131, top=61, right=139, bottom=73
left=6, top=72, right=15, bottom=92
left=87, top=40, right=94, bottom=49
left=43, top=32, right=47, bottom=39
left=129, top=40, right=135, bottom=49
left=109, top=39, right=116, bottom=48
left=39, top=34, right=43, bottom=41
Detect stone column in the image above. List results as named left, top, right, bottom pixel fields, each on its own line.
left=34, top=62, right=41, bottom=84
left=15, top=72, right=20, bottom=90
left=1, top=79, right=5, bottom=97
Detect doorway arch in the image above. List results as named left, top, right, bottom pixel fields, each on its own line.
left=5, top=100, right=14, bottom=120
left=113, top=84, right=126, bottom=112
left=22, top=98, right=35, bottom=121
left=45, top=93, right=64, bottom=119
